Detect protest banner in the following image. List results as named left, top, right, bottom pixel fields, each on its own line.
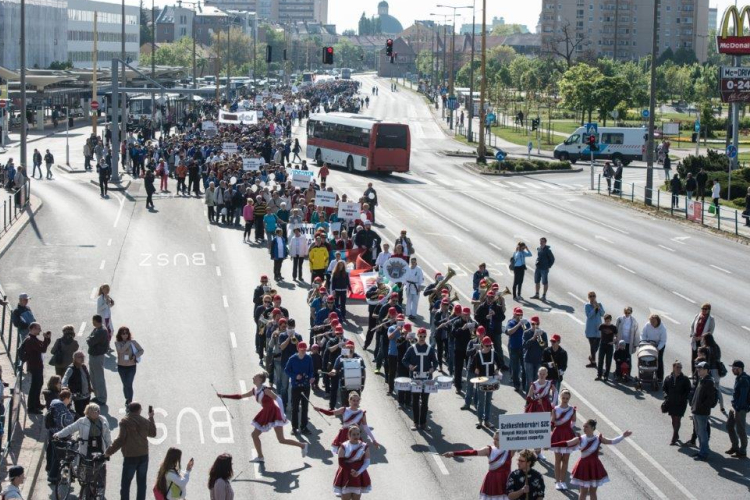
left=222, top=142, right=238, bottom=155
left=315, top=191, right=337, bottom=208
left=291, top=169, right=314, bottom=189
left=338, top=201, right=360, bottom=220
left=243, top=157, right=264, bottom=171
left=497, top=413, right=551, bottom=451
left=201, top=121, right=217, bottom=137
left=287, top=223, right=317, bottom=245
left=219, top=110, right=258, bottom=125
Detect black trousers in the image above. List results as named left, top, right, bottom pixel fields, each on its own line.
left=292, top=257, right=304, bottom=279
left=255, top=218, right=265, bottom=241
left=99, top=178, right=108, bottom=196
left=255, top=329, right=265, bottom=359
left=328, top=375, right=340, bottom=410
left=491, top=332, right=507, bottom=368
left=364, top=305, right=377, bottom=348
left=411, top=392, right=430, bottom=426
left=387, top=355, right=398, bottom=394
left=28, top=368, right=44, bottom=410
left=273, top=258, right=284, bottom=278
left=588, top=337, right=600, bottom=362
left=73, top=397, right=90, bottom=418
left=177, top=177, right=187, bottom=193
left=512, top=267, right=526, bottom=297
left=657, top=347, right=665, bottom=381
left=291, top=385, right=310, bottom=430
left=597, top=343, right=614, bottom=377
left=454, top=350, right=467, bottom=391
left=435, top=337, right=446, bottom=368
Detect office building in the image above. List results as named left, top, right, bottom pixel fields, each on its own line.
left=67, top=0, right=140, bottom=68
left=540, top=0, right=710, bottom=62
left=708, top=6, right=717, bottom=32
left=0, top=0, right=68, bottom=70
left=205, top=0, right=326, bottom=23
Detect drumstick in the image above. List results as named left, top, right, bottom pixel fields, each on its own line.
left=301, top=391, right=332, bottom=426
left=212, top=383, right=235, bottom=420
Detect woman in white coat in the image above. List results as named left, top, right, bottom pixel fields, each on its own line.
left=53, top=403, right=112, bottom=478
left=96, top=284, right=115, bottom=338
left=615, top=306, right=640, bottom=378
left=289, top=226, right=309, bottom=282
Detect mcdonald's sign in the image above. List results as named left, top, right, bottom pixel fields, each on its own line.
left=717, top=5, right=750, bottom=55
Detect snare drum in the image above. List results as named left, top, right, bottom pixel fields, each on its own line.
left=436, top=376, right=453, bottom=390
left=478, top=377, right=500, bottom=392
left=410, top=380, right=424, bottom=393
left=342, top=358, right=364, bottom=390
left=394, top=377, right=412, bottom=391
left=423, top=380, right=439, bottom=394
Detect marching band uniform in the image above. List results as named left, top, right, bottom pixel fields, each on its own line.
left=525, top=379, right=556, bottom=413
left=543, top=339, right=568, bottom=387
left=550, top=405, right=577, bottom=454
left=450, top=309, right=476, bottom=392
left=250, top=386, right=288, bottom=433
left=431, top=300, right=451, bottom=372
left=402, top=332, right=439, bottom=429
left=569, top=435, right=610, bottom=488
left=481, top=447, right=512, bottom=500
left=317, top=407, right=377, bottom=454
left=333, top=441, right=372, bottom=497
left=475, top=293, right=507, bottom=368
left=470, top=337, right=503, bottom=427
left=332, top=347, right=366, bottom=408
left=463, top=329, right=485, bottom=410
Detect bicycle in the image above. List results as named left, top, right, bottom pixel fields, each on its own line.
left=53, top=438, right=109, bottom=500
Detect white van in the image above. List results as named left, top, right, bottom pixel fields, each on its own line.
left=553, top=126, right=645, bottom=165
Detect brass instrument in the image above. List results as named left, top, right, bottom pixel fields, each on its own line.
left=478, top=276, right=497, bottom=302
left=291, top=335, right=299, bottom=345
left=501, top=286, right=512, bottom=297
left=429, top=267, right=457, bottom=303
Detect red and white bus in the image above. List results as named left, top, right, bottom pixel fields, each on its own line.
left=306, top=113, right=410, bottom=174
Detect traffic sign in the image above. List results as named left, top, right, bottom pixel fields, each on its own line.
left=641, top=109, right=650, bottom=118
left=726, top=144, right=738, bottom=159
left=0, top=100, right=6, bottom=109
left=495, top=150, right=506, bottom=161
left=584, top=122, right=598, bottom=136
left=446, top=96, right=458, bottom=111
left=694, top=120, right=701, bottom=132
left=91, top=100, right=99, bottom=110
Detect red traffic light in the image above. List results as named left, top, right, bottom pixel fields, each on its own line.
left=327, top=47, right=333, bottom=54
left=386, top=39, right=393, bottom=46
left=589, top=135, right=596, bottom=143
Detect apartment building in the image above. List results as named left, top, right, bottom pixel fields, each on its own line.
left=540, top=0, right=710, bottom=62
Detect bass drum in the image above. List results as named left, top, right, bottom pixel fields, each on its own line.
left=342, top=358, right=364, bottom=391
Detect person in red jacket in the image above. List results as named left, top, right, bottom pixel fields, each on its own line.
left=21, top=322, right=51, bottom=413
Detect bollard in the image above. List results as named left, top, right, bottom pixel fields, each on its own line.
left=736, top=209, right=739, bottom=235
left=657, top=189, right=660, bottom=212
left=701, top=200, right=705, bottom=226
left=631, top=183, right=635, bottom=202
left=717, top=205, right=721, bottom=231
left=597, top=174, right=601, bottom=194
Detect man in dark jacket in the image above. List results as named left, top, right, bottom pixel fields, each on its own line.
left=532, top=238, right=555, bottom=301
left=353, top=221, right=381, bottom=265
left=685, top=173, right=698, bottom=200
left=691, top=361, right=716, bottom=461
left=474, top=290, right=508, bottom=370
left=105, top=402, right=157, bottom=500
left=11, top=292, right=35, bottom=341
left=98, top=160, right=111, bottom=197
left=21, top=323, right=51, bottom=413
left=86, top=315, right=110, bottom=405
left=726, top=360, right=749, bottom=458
left=364, top=183, right=378, bottom=223
left=696, top=168, right=708, bottom=201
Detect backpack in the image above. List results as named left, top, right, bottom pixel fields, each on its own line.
left=152, top=481, right=174, bottom=500
left=44, top=407, right=55, bottom=429
left=17, top=338, right=30, bottom=364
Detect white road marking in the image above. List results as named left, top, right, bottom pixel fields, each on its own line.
left=216, top=266, right=222, bottom=277
left=462, top=193, right=549, bottom=233
left=743, top=326, right=750, bottom=333
left=229, top=331, right=237, bottom=349
left=551, top=310, right=585, bottom=325
left=573, top=243, right=589, bottom=252
left=617, top=264, right=636, bottom=274
left=404, top=194, right=467, bottom=231
left=418, top=255, right=472, bottom=302
left=525, top=194, right=629, bottom=234
left=710, top=264, right=731, bottom=274
left=211, top=244, right=217, bottom=252
left=428, top=445, right=450, bottom=475
left=671, top=236, right=691, bottom=244
left=595, top=235, right=614, bottom=244
left=566, top=385, right=696, bottom=500
left=649, top=308, right=680, bottom=325
left=459, top=263, right=474, bottom=275
left=107, top=239, right=112, bottom=246
left=78, top=321, right=86, bottom=337
left=90, top=287, right=97, bottom=300
left=223, top=295, right=229, bottom=308
left=488, top=242, right=502, bottom=252
left=99, top=260, right=106, bottom=270
left=207, top=224, right=212, bottom=232
left=113, top=194, right=126, bottom=228
left=658, top=244, right=675, bottom=252
left=567, top=292, right=586, bottom=304
left=250, top=449, right=260, bottom=477
left=672, top=291, right=696, bottom=304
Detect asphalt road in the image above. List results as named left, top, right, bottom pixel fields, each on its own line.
left=0, top=74, right=747, bottom=499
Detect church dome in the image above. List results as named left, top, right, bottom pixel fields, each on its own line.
left=377, top=1, right=402, bottom=34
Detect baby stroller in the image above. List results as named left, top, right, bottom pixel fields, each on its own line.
left=635, top=340, right=659, bottom=391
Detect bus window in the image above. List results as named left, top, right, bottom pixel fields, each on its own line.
left=375, top=125, right=407, bottom=149
left=564, top=134, right=580, bottom=145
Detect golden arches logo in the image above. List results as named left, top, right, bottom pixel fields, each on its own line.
left=719, top=5, right=750, bottom=38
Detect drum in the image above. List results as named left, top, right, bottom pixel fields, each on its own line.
left=423, top=380, right=439, bottom=394
left=470, top=376, right=489, bottom=385
left=342, top=358, right=364, bottom=390
left=394, top=377, right=412, bottom=391
left=410, top=380, right=424, bottom=393
left=436, top=376, right=453, bottom=390
left=478, top=377, right=500, bottom=392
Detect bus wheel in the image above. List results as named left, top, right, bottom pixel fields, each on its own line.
left=315, top=150, right=323, bottom=167
left=346, top=156, right=354, bottom=174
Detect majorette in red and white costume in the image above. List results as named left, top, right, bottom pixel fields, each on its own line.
left=480, top=447, right=512, bottom=500
left=333, top=441, right=372, bottom=497
left=550, top=405, right=577, bottom=454
left=315, top=401, right=378, bottom=454
left=569, top=434, right=609, bottom=488
left=525, top=379, right=556, bottom=413
left=250, top=385, right=288, bottom=433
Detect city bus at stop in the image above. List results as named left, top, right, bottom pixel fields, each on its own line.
left=306, top=113, right=410, bottom=175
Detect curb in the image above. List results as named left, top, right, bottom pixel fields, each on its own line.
left=0, top=194, right=44, bottom=261
left=88, top=179, right=132, bottom=191
left=462, top=162, right=583, bottom=176
left=57, top=164, right=88, bottom=174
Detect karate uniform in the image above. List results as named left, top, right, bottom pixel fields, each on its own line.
left=402, top=265, right=424, bottom=317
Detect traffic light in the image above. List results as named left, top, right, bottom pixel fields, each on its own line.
left=588, top=134, right=598, bottom=151
left=531, top=118, right=539, bottom=131
left=322, top=46, right=334, bottom=65
left=283, top=49, right=287, bottom=61
left=265, top=45, right=272, bottom=63
left=386, top=39, right=393, bottom=56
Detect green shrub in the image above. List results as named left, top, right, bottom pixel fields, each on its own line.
left=515, top=164, right=526, bottom=172
left=483, top=159, right=572, bottom=172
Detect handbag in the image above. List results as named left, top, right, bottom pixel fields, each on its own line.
left=131, top=342, right=141, bottom=364
left=48, top=340, right=62, bottom=366
left=660, top=399, right=669, bottom=414
left=718, top=361, right=728, bottom=378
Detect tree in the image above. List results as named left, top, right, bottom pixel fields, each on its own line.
left=333, top=39, right=365, bottom=70
left=140, top=36, right=199, bottom=69
left=491, top=24, right=526, bottom=36
left=358, top=13, right=381, bottom=35
left=594, top=75, right=628, bottom=125
left=545, top=21, right=589, bottom=70
left=140, top=1, right=152, bottom=46
left=211, top=27, right=255, bottom=75
left=558, top=63, right=601, bottom=123
left=416, top=49, right=434, bottom=78
left=487, top=45, right=516, bottom=66
left=49, top=60, right=73, bottom=70
left=342, top=29, right=356, bottom=36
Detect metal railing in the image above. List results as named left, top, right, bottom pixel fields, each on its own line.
left=1, top=286, right=26, bottom=457
left=2, top=181, right=32, bottom=237
left=597, top=174, right=746, bottom=236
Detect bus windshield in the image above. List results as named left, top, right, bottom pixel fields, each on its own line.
left=375, top=125, right=408, bottom=149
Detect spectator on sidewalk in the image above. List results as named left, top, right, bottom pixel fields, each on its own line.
left=20, top=322, right=51, bottom=414
left=11, top=292, right=35, bottom=341
left=105, top=402, right=157, bottom=500
left=155, top=448, right=193, bottom=500
left=1, top=465, right=25, bottom=499
left=584, top=292, right=605, bottom=369
left=32, top=148, right=43, bottom=179
left=696, top=168, right=708, bottom=201
left=62, top=351, right=93, bottom=417
left=726, top=360, right=749, bottom=459
left=711, top=179, right=721, bottom=211
left=42, top=375, right=62, bottom=409
left=45, top=389, right=75, bottom=482
left=208, top=454, right=234, bottom=500
left=54, top=403, right=112, bottom=488
left=690, top=362, right=716, bottom=461
left=50, top=325, right=79, bottom=377
left=86, top=315, right=110, bottom=406
left=670, top=174, right=682, bottom=208
left=532, top=237, right=555, bottom=301
left=685, top=173, right=697, bottom=200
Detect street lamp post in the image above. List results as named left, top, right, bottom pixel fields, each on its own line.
left=467, top=0, right=476, bottom=141
left=437, top=4, right=472, bottom=130
left=20, top=0, right=27, bottom=170
left=477, top=0, right=487, bottom=163
left=430, top=13, right=450, bottom=117
left=645, top=0, right=659, bottom=206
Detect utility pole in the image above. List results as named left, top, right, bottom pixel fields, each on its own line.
left=215, top=30, right=221, bottom=102
left=645, top=0, right=659, bottom=206
left=117, top=0, right=125, bottom=184
left=227, top=23, right=231, bottom=100
left=192, top=14, right=197, bottom=88
left=477, top=0, right=487, bottom=163
left=92, top=11, right=98, bottom=135
left=467, top=0, right=476, bottom=141
left=20, top=0, right=27, bottom=170
left=151, top=0, right=156, bottom=136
